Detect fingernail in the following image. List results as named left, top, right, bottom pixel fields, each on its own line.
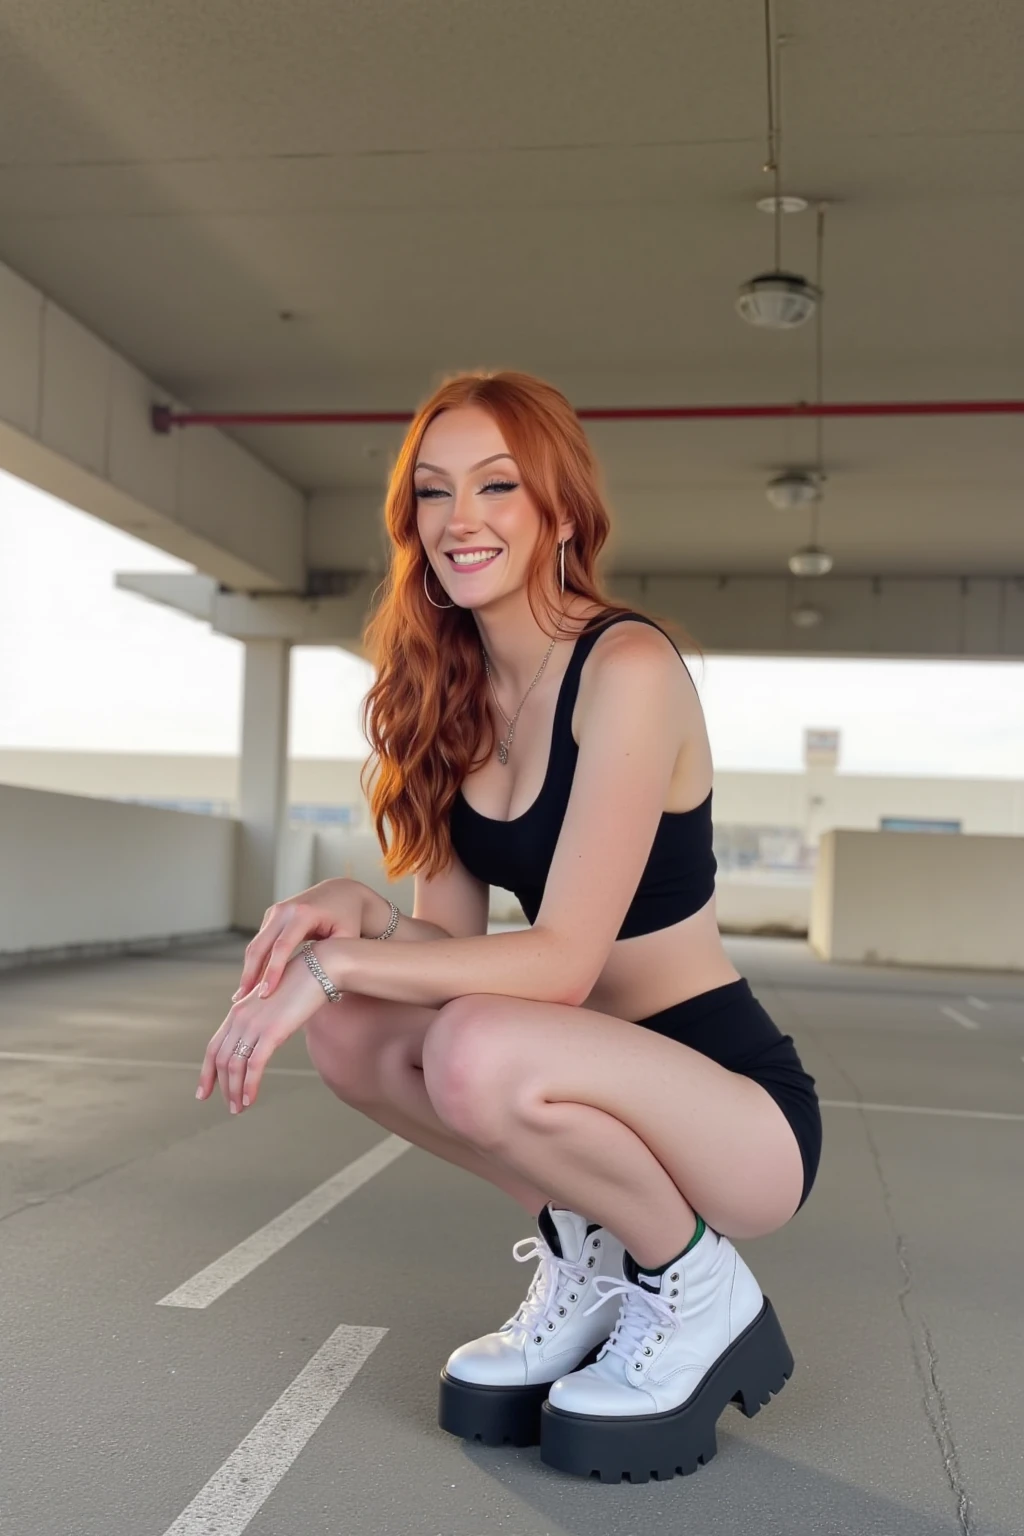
left=232, top=990, right=241, bottom=1002
left=230, top=1103, right=238, bottom=1114
left=242, top=1095, right=250, bottom=1107
left=259, top=981, right=269, bottom=998
left=195, top=1088, right=203, bottom=1100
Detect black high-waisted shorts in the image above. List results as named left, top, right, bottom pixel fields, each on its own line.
left=635, top=977, right=822, bottom=1209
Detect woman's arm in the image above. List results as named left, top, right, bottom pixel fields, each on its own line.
left=315, top=627, right=690, bottom=1010
left=317, top=924, right=580, bottom=1008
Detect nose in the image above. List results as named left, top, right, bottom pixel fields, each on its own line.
left=445, top=483, right=485, bottom=539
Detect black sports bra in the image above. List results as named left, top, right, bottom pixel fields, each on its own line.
left=449, top=612, right=717, bottom=939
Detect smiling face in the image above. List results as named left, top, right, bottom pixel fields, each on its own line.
left=414, top=404, right=567, bottom=612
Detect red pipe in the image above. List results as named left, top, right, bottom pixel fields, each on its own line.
left=151, top=400, right=1024, bottom=433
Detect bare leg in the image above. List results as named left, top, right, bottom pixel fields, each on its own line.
left=304, top=992, right=552, bottom=1217
left=422, top=996, right=807, bottom=1268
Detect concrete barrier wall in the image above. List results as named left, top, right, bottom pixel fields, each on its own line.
left=810, top=828, right=1024, bottom=971
left=9, top=787, right=1016, bottom=969
left=714, top=873, right=811, bottom=936
left=312, top=830, right=416, bottom=914
left=0, top=784, right=236, bottom=960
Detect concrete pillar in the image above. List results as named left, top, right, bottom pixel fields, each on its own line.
left=234, top=639, right=292, bottom=930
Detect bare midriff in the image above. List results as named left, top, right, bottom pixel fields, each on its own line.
left=578, top=898, right=742, bottom=1023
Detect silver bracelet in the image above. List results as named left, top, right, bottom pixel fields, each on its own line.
left=372, top=899, right=400, bottom=941
left=301, top=940, right=344, bottom=1003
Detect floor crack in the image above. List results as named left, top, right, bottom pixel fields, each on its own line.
left=777, top=988, right=975, bottom=1536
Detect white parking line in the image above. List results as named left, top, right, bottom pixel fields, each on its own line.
left=821, top=1099, right=1024, bottom=1123
left=0, top=1049, right=318, bottom=1077
left=966, top=996, right=991, bottom=1011
left=157, top=1135, right=409, bottom=1308
left=939, top=1005, right=981, bottom=1031
left=161, top=1323, right=386, bottom=1536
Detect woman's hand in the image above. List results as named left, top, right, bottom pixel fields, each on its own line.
left=232, top=879, right=368, bottom=1004
left=197, top=946, right=340, bottom=1113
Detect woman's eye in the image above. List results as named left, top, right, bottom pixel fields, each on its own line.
left=414, top=485, right=450, bottom=500
left=480, top=479, right=518, bottom=494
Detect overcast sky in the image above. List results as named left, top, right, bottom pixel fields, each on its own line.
left=2, top=468, right=1022, bottom=779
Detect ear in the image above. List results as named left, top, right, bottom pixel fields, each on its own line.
left=557, top=520, right=575, bottom=546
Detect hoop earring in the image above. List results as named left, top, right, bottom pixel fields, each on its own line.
left=423, top=563, right=455, bottom=609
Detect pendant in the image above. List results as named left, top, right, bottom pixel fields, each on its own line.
left=497, top=739, right=510, bottom=766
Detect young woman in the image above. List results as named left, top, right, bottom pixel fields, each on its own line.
left=197, top=371, right=822, bottom=1484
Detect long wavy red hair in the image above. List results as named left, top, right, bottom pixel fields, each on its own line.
left=361, top=370, right=653, bottom=880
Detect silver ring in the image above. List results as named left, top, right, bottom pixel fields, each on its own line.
left=231, top=1039, right=254, bottom=1060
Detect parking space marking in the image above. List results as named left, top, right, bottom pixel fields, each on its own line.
left=161, top=1323, right=387, bottom=1536
left=822, top=1099, right=1024, bottom=1122
left=0, top=1049, right=318, bottom=1077
left=965, top=996, right=991, bottom=1011
left=939, top=1005, right=981, bottom=1031
left=158, top=1136, right=409, bottom=1308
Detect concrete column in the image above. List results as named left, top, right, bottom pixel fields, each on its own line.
left=234, top=639, right=292, bottom=930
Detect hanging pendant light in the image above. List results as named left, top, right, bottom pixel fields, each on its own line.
left=737, top=272, right=819, bottom=330
left=788, top=546, right=834, bottom=578
left=790, top=601, right=825, bottom=628
left=787, top=206, right=833, bottom=576
left=766, top=469, right=823, bottom=509
left=737, top=6, right=819, bottom=329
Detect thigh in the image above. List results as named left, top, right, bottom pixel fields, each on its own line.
left=305, top=991, right=439, bottom=1096
left=425, top=997, right=805, bottom=1239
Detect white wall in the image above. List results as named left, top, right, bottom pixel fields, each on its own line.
left=714, top=872, right=811, bottom=936
left=4, top=750, right=1021, bottom=843
left=712, top=768, right=1024, bottom=837
left=2, top=783, right=1020, bottom=969
left=0, top=784, right=235, bottom=961
left=810, top=828, right=1024, bottom=971
left=312, top=830, right=416, bottom=913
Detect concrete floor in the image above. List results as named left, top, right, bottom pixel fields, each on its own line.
left=1, top=934, right=1022, bottom=1535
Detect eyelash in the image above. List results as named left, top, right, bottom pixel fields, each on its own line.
left=415, top=479, right=519, bottom=500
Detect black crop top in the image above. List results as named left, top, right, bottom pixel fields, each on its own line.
left=449, top=612, right=717, bottom=939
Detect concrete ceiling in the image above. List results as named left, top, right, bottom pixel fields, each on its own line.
left=0, top=0, right=1022, bottom=578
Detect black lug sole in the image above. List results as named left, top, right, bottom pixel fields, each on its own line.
left=438, top=1342, right=604, bottom=1448
left=538, top=1298, right=793, bottom=1482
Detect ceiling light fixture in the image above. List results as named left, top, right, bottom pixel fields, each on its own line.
left=790, top=601, right=824, bottom=628
left=737, top=272, right=819, bottom=330
left=788, top=205, right=833, bottom=577
left=757, top=194, right=809, bottom=215
left=765, top=468, right=822, bottom=509
left=737, top=7, right=819, bottom=329
left=788, top=546, right=834, bottom=578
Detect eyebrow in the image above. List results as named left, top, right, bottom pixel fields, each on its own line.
left=414, top=452, right=517, bottom=475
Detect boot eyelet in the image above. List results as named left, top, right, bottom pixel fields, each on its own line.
left=633, top=1361, right=644, bottom=1372
left=547, top=1322, right=557, bottom=1331
left=592, top=1237, right=601, bottom=1248
left=643, top=1346, right=653, bottom=1357
left=586, top=1256, right=596, bottom=1268
left=669, top=1304, right=676, bottom=1312
left=579, top=1274, right=588, bottom=1284
left=568, top=1292, right=578, bottom=1302
left=557, top=1306, right=566, bottom=1317
left=654, top=1331, right=664, bottom=1342
left=533, top=1334, right=542, bottom=1344
left=670, top=1287, right=678, bottom=1297
left=670, top=1271, right=679, bottom=1281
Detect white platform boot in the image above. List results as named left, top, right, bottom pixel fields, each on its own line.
left=540, top=1223, right=794, bottom=1482
left=438, top=1206, right=626, bottom=1447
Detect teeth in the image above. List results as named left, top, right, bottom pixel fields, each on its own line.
left=450, top=550, right=500, bottom=565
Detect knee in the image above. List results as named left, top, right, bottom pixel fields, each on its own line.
left=304, top=995, right=384, bottom=1108
left=421, top=998, right=520, bottom=1150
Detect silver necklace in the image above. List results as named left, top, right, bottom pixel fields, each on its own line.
left=481, top=629, right=561, bottom=765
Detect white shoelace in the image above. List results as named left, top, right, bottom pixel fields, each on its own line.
left=583, top=1275, right=678, bottom=1365
left=502, top=1237, right=589, bottom=1345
